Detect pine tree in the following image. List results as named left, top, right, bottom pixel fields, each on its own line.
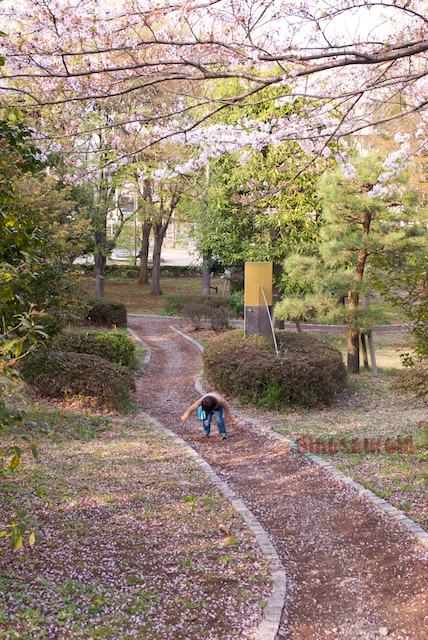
left=276, top=155, right=426, bottom=373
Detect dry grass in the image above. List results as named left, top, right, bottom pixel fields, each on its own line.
left=0, top=410, right=271, bottom=639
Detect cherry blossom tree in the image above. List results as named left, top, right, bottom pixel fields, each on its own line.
left=1, top=1, right=427, bottom=172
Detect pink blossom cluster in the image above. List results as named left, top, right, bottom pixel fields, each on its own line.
left=1, top=0, right=427, bottom=192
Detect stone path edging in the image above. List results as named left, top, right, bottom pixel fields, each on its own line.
left=128, top=326, right=287, bottom=640
left=170, top=326, right=428, bottom=553
left=127, top=327, right=151, bottom=369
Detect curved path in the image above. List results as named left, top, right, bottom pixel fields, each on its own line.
left=129, top=316, right=428, bottom=640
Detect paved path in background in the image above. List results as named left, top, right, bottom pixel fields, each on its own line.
left=129, top=316, right=428, bottom=640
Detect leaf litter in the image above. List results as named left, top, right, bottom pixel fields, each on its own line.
left=0, top=413, right=271, bottom=639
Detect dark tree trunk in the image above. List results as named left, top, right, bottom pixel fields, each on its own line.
left=151, top=219, right=169, bottom=296
left=361, top=334, right=369, bottom=370
left=138, top=219, right=152, bottom=285
left=93, top=229, right=106, bottom=298
left=347, top=289, right=360, bottom=374
left=346, top=211, right=371, bottom=373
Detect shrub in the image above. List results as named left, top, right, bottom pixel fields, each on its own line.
left=53, top=330, right=137, bottom=368
left=393, top=364, right=428, bottom=405
left=78, top=264, right=200, bottom=278
left=163, top=295, right=183, bottom=316
left=229, top=292, right=244, bottom=318
left=203, top=329, right=346, bottom=408
left=87, top=298, right=127, bottom=327
left=182, top=295, right=232, bottom=331
left=21, top=350, right=136, bottom=411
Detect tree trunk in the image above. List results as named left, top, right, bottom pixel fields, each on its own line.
left=347, top=289, right=360, bottom=374
left=361, top=334, right=369, bottom=370
left=93, top=230, right=106, bottom=298
left=200, top=250, right=212, bottom=295
left=202, top=269, right=211, bottom=295
left=138, top=219, right=152, bottom=285
left=151, top=224, right=166, bottom=295
left=295, top=319, right=302, bottom=332
left=347, top=222, right=370, bottom=372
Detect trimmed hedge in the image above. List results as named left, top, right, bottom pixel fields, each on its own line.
left=203, top=329, right=346, bottom=408
left=22, top=350, right=136, bottom=411
left=53, top=330, right=137, bottom=368
left=165, top=294, right=233, bottom=331
left=87, top=298, right=127, bottom=327
left=78, top=264, right=200, bottom=278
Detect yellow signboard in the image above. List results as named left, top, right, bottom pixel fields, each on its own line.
left=244, top=262, right=273, bottom=307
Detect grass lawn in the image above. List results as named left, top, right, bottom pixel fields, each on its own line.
left=0, top=409, right=271, bottom=639
left=82, top=275, right=226, bottom=316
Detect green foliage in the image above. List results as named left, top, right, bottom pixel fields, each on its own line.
left=87, top=298, right=127, bottom=327
left=78, top=264, right=200, bottom=278
left=53, top=330, right=137, bottom=368
left=184, top=83, right=328, bottom=277
left=373, top=256, right=427, bottom=360
left=21, top=351, right=136, bottom=411
left=373, top=253, right=427, bottom=400
left=0, top=510, right=38, bottom=551
left=203, top=329, right=346, bottom=408
left=275, top=294, right=334, bottom=328
left=193, top=147, right=322, bottom=274
left=279, top=154, right=426, bottom=371
left=0, top=308, right=47, bottom=466
left=0, top=122, right=85, bottom=330
left=163, top=294, right=183, bottom=316
left=0, top=308, right=47, bottom=550
left=0, top=121, right=42, bottom=314
left=229, top=292, right=244, bottom=317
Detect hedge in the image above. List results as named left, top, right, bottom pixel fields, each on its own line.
left=203, top=329, right=347, bottom=408
left=164, top=294, right=233, bottom=330
left=87, top=298, right=127, bottom=327
left=21, top=350, right=136, bottom=411
left=53, top=329, right=137, bottom=368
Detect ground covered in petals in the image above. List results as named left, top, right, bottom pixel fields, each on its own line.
left=0, top=411, right=271, bottom=639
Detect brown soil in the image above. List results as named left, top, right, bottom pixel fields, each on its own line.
left=129, top=316, right=428, bottom=640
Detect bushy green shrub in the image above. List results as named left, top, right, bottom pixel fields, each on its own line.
left=182, top=295, right=232, bottom=331
left=203, top=329, right=346, bottom=408
left=229, top=292, right=244, bottom=318
left=21, top=350, right=136, bottom=411
left=53, top=330, right=137, bottom=368
left=87, top=298, right=127, bottom=327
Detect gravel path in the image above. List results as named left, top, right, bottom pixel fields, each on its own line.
left=129, top=316, right=428, bottom=640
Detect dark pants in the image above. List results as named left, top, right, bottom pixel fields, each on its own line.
left=203, top=407, right=226, bottom=436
